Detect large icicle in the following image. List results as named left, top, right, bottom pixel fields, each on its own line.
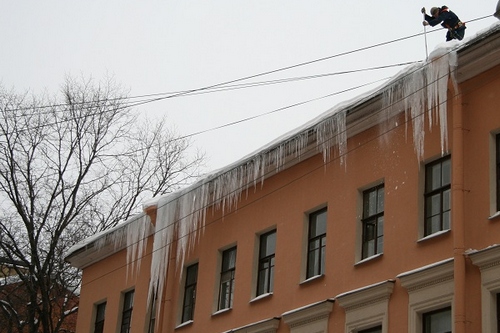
left=144, top=44, right=461, bottom=320
left=93, top=213, right=154, bottom=281
left=145, top=108, right=349, bottom=311
left=382, top=47, right=457, bottom=161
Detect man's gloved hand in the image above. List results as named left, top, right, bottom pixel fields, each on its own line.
left=421, top=7, right=426, bottom=14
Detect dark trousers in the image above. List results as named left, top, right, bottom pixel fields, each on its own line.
left=446, top=26, right=466, bottom=41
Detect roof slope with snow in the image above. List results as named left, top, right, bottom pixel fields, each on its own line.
left=66, top=22, right=500, bottom=305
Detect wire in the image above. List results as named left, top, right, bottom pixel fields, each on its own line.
left=78, top=44, right=498, bottom=287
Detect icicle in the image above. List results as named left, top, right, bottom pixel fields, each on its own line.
left=382, top=50, right=454, bottom=162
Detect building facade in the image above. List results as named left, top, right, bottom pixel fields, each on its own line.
left=66, top=25, right=500, bottom=333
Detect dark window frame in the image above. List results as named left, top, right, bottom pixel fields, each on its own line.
left=181, top=263, right=198, bottom=323
left=359, top=325, right=382, bottom=333
left=362, top=184, right=384, bottom=259
left=422, top=306, right=452, bottom=333
left=496, top=134, right=500, bottom=211
left=147, top=291, right=157, bottom=333
left=120, top=290, right=134, bottom=333
left=94, top=302, right=106, bottom=333
left=306, top=208, right=327, bottom=279
left=256, top=230, right=276, bottom=296
left=424, top=156, right=451, bottom=236
left=218, top=247, right=237, bottom=310
left=497, top=293, right=500, bottom=333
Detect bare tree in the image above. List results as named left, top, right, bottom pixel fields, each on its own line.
left=0, top=77, right=204, bottom=333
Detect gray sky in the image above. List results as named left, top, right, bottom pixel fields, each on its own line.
left=1, top=1, right=498, bottom=172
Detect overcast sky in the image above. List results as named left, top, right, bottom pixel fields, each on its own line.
left=1, top=1, right=498, bottom=173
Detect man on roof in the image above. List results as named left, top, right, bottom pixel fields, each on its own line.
left=422, top=6, right=466, bottom=41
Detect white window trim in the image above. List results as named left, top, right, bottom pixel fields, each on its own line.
left=397, top=258, right=454, bottom=333
left=336, top=280, right=394, bottom=333
left=282, top=299, right=334, bottom=333
left=468, top=244, right=500, bottom=333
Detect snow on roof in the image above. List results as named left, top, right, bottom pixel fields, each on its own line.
left=69, top=22, right=500, bottom=321
left=396, top=258, right=454, bottom=278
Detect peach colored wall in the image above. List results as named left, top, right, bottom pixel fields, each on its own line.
left=76, top=236, right=155, bottom=333
left=74, top=64, right=500, bottom=333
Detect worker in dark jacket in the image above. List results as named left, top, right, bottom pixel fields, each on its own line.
left=422, top=6, right=466, bottom=41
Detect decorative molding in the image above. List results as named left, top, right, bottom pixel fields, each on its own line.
left=282, top=299, right=334, bottom=329
left=468, top=244, right=500, bottom=271
left=227, top=317, right=280, bottom=333
left=398, top=258, right=454, bottom=292
left=337, top=280, right=395, bottom=311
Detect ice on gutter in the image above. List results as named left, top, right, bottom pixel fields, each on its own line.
left=144, top=42, right=466, bottom=309
left=65, top=213, right=154, bottom=278
left=71, top=23, right=500, bottom=317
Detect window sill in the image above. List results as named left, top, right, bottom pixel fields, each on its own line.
left=300, top=274, right=324, bottom=285
left=489, top=211, right=500, bottom=220
left=250, top=292, right=273, bottom=303
left=355, top=253, right=383, bottom=266
left=175, top=320, right=193, bottom=329
left=212, top=307, right=232, bottom=317
left=417, top=229, right=450, bottom=243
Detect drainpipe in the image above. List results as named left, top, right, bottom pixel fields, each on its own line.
left=451, top=82, right=466, bottom=333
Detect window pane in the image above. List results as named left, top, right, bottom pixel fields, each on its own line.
left=423, top=307, right=451, bottom=333
left=377, top=187, right=385, bottom=213
left=441, top=158, right=451, bottom=185
left=219, top=247, right=236, bottom=309
left=94, top=302, right=106, bottom=333
left=430, top=163, right=442, bottom=190
left=260, top=231, right=276, bottom=258
left=222, top=248, right=237, bottom=270
left=310, top=211, right=327, bottom=237
left=308, top=248, right=319, bottom=277
left=182, top=263, right=198, bottom=322
left=443, top=189, right=451, bottom=211
left=360, top=326, right=382, bottom=333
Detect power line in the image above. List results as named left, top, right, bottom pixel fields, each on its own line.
left=78, top=44, right=500, bottom=287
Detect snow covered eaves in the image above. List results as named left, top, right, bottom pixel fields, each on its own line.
left=144, top=24, right=500, bottom=214
left=65, top=213, right=154, bottom=269
left=456, top=22, right=500, bottom=83
left=467, top=244, right=500, bottom=270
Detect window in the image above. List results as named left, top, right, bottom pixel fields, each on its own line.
left=257, top=230, right=276, bottom=296
left=497, top=293, right=500, bottom=333
left=218, top=247, right=237, bottom=310
left=398, top=259, right=454, bottom=333
left=147, top=292, right=157, bottom=333
left=182, top=263, right=198, bottom=323
left=424, top=156, right=451, bottom=236
left=359, top=326, right=382, bottom=333
left=423, top=307, right=451, bottom=333
left=307, top=208, right=327, bottom=279
left=362, top=185, right=384, bottom=259
left=496, top=134, right=500, bottom=211
left=120, top=290, right=134, bottom=333
left=94, top=302, right=106, bottom=333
